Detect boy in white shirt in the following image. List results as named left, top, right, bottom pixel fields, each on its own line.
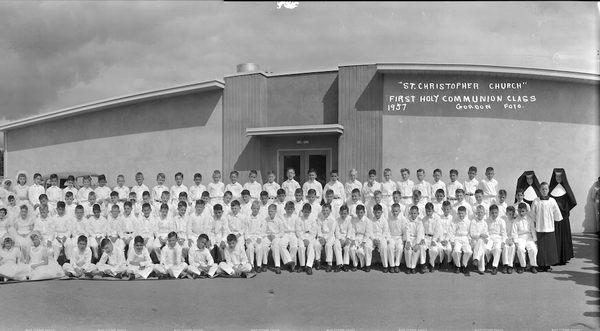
left=131, top=172, right=149, bottom=204
left=62, top=236, right=97, bottom=278
left=28, top=173, right=46, bottom=208
left=64, top=192, right=77, bottom=218
left=257, top=191, right=271, bottom=219
left=334, top=205, right=353, bottom=272
left=292, top=188, right=306, bottom=215
left=367, top=191, right=387, bottom=221
left=512, top=203, right=539, bottom=273
left=397, top=168, right=415, bottom=207
left=348, top=205, right=373, bottom=272
left=75, top=176, right=94, bottom=205
left=159, top=231, right=188, bottom=278
left=126, top=236, right=160, bottom=279
left=420, top=203, right=441, bottom=272
left=245, top=201, right=265, bottom=272
left=87, top=204, right=107, bottom=260
left=46, top=174, right=62, bottom=211
left=153, top=191, right=170, bottom=218
left=470, top=205, right=489, bottom=275
left=431, top=189, right=446, bottom=216
left=52, top=202, right=71, bottom=262
left=403, top=205, right=424, bottom=274
left=414, top=169, right=432, bottom=202
left=226, top=200, right=247, bottom=251
left=279, top=201, right=298, bottom=272
left=173, top=201, right=191, bottom=255
left=371, top=203, right=391, bottom=273
left=436, top=201, right=455, bottom=270
left=62, top=175, right=78, bottom=203
left=94, top=175, right=111, bottom=206
left=243, top=170, right=263, bottom=201
left=105, top=191, right=123, bottom=218
left=189, top=173, right=207, bottom=203
left=446, top=169, right=464, bottom=202
left=219, top=234, right=254, bottom=278
left=296, top=203, right=318, bottom=275
left=170, top=172, right=189, bottom=205
left=387, top=203, right=405, bottom=273
left=464, top=166, right=479, bottom=205
left=348, top=189, right=365, bottom=218
left=106, top=204, right=125, bottom=254
left=485, top=204, right=507, bottom=275
left=316, top=203, right=339, bottom=272
left=207, top=170, right=225, bottom=206
left=478, top=167, right=499, bottom=205
left=362, top=169, right=381, bottom=207
left=281, top=168, right=301, bottom=202
left=453, top=189, right=474, bottom=220
left=273, top=189, right=287, bottom=217
left=263, top=204, right=285, bottom=274
left=302, top=169, right=323, bottom=203
left=209, top=204, right=228, bottom=263
left=344, top=169, right=363, bottom=204
left=152, top=173, right=168, bottom=204
left=119, top=202, right=137, bottom=253
left=324, top=170, right=346, bottom=204
left=380, top=168, right=397, bottom=207
left=113, top=175, right=130, bottom=203
left=451, top=206, right=473, bottom=275
left=83, top=192, right=101, bottom=219
left=502, top=205, right=517, bottom=274
left=187, top=234, right=219, bottom=278
left=323, top=189, right=343, bottom=220
left=431, top=169, right=447, bottom=199
left=306, top=189, right=322, bottom=219
left=262, top=171, right=280, bottom=202
left=186, top=200, right=211, bottom=249
left=404, top=190, right=426, bottom=219
left=239, top=190, right=253, bottom=217
left=136, top=203, right=158, bottom=257
left=472, top=189, right=490, bottom=218
left=225, top=171, right=243, bottom=201
left=496, top=189, right=509, bottom=218
left=33, top=205, right=55, bottom=251
left=513, top=190, right=531, bottom=213
left=67, top=205, right=89, bottom=261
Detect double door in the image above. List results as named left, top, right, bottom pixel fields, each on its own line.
left=278, top=149, right=331, bottom=187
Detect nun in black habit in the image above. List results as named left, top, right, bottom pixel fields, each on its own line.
left=515, top=171, right=541, bottom=206
left=549, top=168, right=576, bottom=265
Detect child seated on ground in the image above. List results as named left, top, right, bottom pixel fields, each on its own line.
left=126, top=236, right=160, bottom=279
left=159, top=231, right=188, bottom=279
left=219, top=233, right=254, bottom=278
left=187, top=234, right=219, bottom=278
left=25, top=231, right=64, bottom=280
left=96, top=238, right=127, bottom=278
left=62, top=235, right=97, bottom=278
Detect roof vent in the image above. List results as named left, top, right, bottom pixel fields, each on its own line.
left=236, top=63, right=260, bottom=73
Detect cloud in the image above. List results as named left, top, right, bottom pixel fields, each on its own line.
left=0, top=1, right=597, bottom=122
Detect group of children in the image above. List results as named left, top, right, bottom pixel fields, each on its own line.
left=0, top=165, right=563, bottom=281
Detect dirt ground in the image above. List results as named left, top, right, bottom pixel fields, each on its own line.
left=0, top=234, right=597, bottom=330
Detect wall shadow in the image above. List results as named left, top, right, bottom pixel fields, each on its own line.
left=552, top=234, right=599, bottom=319
left=355, top=73, right=382, bottom=112
left=322, top=76, right=339, bottom=124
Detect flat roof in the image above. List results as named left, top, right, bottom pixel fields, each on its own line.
left=0, top=80, right=225, bottom=131
left=374, top=63, right=600, bottom=82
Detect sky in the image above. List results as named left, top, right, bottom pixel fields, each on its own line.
left=0, top=1, right=598, bottom=129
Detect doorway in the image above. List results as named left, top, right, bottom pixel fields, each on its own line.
left=278, top=149, right=331, bottom=187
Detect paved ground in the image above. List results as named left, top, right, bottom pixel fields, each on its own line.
left=0, top=234, right=598, bottom=330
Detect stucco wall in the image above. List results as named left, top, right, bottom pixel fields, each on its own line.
left=382, top=116, right=599, bottom=232
left=5, top=90, right=222, bottom=188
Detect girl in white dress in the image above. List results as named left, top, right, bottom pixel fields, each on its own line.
left=0, top=234, right=29, bottom=281
left=14, top=171, right=30, bottom=209
left=25, top=231, right=64, bottom=280
left=126, top=236, right=160, bottom=279
left=13, top=205, right=35, bottom=255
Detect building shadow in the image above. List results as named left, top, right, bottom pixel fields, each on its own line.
left=552, top=234, right=599, bottom=319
